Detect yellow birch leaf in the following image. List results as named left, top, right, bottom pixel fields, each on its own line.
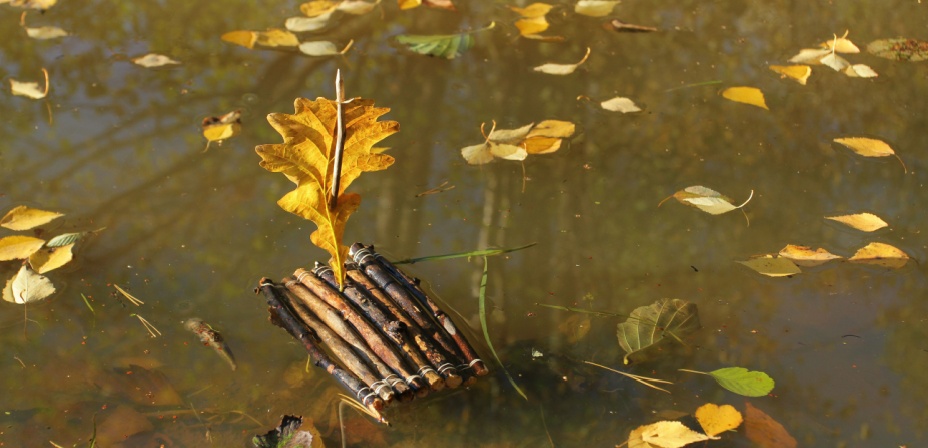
left=398, top=0, right=421, bottom=9
left=574, top=0, right=619, bottom=17
left=628, top=421, right=712, bottom=448
left=820, top=52, right=850, bottom=71
left=285, top=12, right=334, bottom=32
left=4, top=264, right=55, bottom=304
left=527, top=120, right=576, bottom=138
left=769, top=65, right=811, bottom=85
left=221, top=30, right=258, bottom=49
left=534, top=47, right=591, bottom=75
left=788, top=48, right=831, bottom=64
left=660, top=186, right=753, bottom=216
left=255, top=29, right=299, bottom=47
left=821, top=31, right=860, bottom=53
left=515, top=16, right=549, bottom=36
left=25, top=25, right=68, bottom=39
left=721, top=86, right=768, bottom=110
left=522, top=136, right=562, bottom=154
left=695, top=403, right=743, bottom=437
left=256, top=97, right=397, bottom=287
left=0, top=235, right=47, bottom=261
left=488, top=123, right=534, bottom=143
left=737, top=255, right=801, bottom=277
left=826, top=212, right=888, bottom=232
left=202, top=110, right=242, bottom=150
left=489, top=142, right=527, bottom=161
left=461, top=143, right=494, bottom=165
left=833, top=137, right=906, bottom=173
left=778, top=244, right=842, bottom=267
left=601, top=96, right=642, bottom=113
left=510, top=2, right=553, bottom=18
left=1, top=205, right=64, bottom=230
left=844, top=64, right=878, bottom=78
left=300, top=0, right=339, bottom=16
left=132, top=53, right=180, bottom=67
left=28, top=242, right=74, bottom=274
left=848, top=242, right=909, bottom=268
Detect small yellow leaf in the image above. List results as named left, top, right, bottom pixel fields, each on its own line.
left=848, top=242, right=909, bottom=268
left=527, top=120, right=576, bottom=138
left=695, top=403, right=743, bottom=437
left=221, top=30, right=258, bottom=49
left=600, top=96, right=642, bottom=113
left=661, top=186, right=753, bottom=216
left=255, top=29, right=299, bottom=47
left=778, top=245, right=842, bottom=267
left=510, top=2, right=553, bottom=18
left=534, top=47, right=590, bottom=75
left=737, top=255, right=801, bottom=277
left=844, top=64, right=878, bottom=78
left=769, top=65, right=811, bottom=85
left=25, top=25, right=68, bottom=39
left=398, top=0, right=421, bottom=9
left=721, top=87, right=768, bottom=110
left=522, top=136, right=562, bottom=154
left=300, top=0, right=339, bottom=16
left=132, top=53, right=180, bottom=67
left=833, top=137, right=906, bottom=172
left=1, top=205, right=64, bottom=230
left=338, top=0, right=380, bottom=15
left=489, top=142, right=527, bottom=161
left=4, top=264, right=56, bottom=304
left=202, top=122, right=241, bottom=144
left=28, top=242, right=74, bottom=274
left=488, top=123, right=535, bottom=143
left=629, top=421, right=712, bottom=448
left=515, top=16, right=549, bottom=36
left=787, top=48, right=831, bottom=64
left=826, top=212, right=888, bottom=232
left=820, top=52, right=850, bottom=71
left=574, top=0, right=619, bottom=17
left=10, top=79, right=47, bottom=99
left=461, top=143, right=494, bottom=165
left=0, top=235, right=47, bottom=261
left=821, top=31, right=860, bottom=53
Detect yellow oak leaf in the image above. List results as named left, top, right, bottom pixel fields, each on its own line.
left=256, top=97, right=397, bottom=287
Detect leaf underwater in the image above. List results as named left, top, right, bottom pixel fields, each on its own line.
left=256, top=97, right=397, bottom=287
left=744, top=402, right=798, bottom=448
left=628, top=421, right=711, bottom=448
left=616, top=298, right=700, bottom=365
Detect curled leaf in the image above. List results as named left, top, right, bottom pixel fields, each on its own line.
left=534, top=47, right=591, bottom=75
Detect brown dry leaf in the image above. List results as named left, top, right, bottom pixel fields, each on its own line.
left=826, top=212, right=888, bottom=232
left=721, top=86, right=768, bottom=110
left=256, top=98, right=397, bottom=287
left=1, top=205, right=63, bottom=230
left=737, top=255, right=801, bottom=277
left=28, top=243, right=74, bottom=274
left=0, top=235, right=47, bottom=261
left=833, top=137, right=906, bottom=173
left=744, top=402, right=797, bottom=448
left=777, top=245, right=842, bottom=267
left=628, top=421, right=712, bottom=448
left=534, top=47, right=591, bottom=75
left=769, top=65, right=811, bottom=85
left=94, top=406, right=155, bottom=447
left=695, top=403, right=743, bottom=437
left=848, top=242, right=909, bottom=268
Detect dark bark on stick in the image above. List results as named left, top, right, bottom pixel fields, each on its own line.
left=282, top=279, right=395, bottom=404
left=256, top=278, right=384, bottom=415
left=319, top=265, right=442, bottom=393
left=293, top=268, right=422, bottom=398
left=365, top=246, right=490, bottom=377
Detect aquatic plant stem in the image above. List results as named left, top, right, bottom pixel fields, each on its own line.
left=479, top=256, right=528, bottom=400
left=392, top=242, right=536, bottom=265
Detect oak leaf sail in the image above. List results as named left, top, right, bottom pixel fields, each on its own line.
left=256, top=97, right=397, bottom=287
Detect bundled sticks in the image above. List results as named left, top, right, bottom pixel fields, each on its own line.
left=255, top=243, right=488, bottom=417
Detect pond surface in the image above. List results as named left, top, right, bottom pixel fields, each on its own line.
left=2, top=0, right=928, bottom=446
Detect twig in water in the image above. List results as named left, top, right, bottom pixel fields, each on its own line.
left=131, top=314, right=161, bottom=338
left=113, top=284, right=144, bottom=306
left=584, top=360, right=673, bottom=393
left=329, top=69, right=347, bottom=211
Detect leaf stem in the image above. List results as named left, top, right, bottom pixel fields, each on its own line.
left=678, top=368, right=709, bottom=375
left=664, top=80, right=722, bottom=92
left=329, top=69, right=346, bottom=211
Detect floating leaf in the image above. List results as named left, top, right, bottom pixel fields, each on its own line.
left=10, top=68, right=49, bottom=99
left=526, top=119, right=575, bottom=138
left=514, top=16, right=550, bottom=37
left=132, top=53, right=180, bottom=67
left=338, top=0, right=381, bottom=14
left=534, top=47, right=591, bottom=75
left=253, top=415, right=324, bottom=448
left=509, top=2, right=552, bottom=17
left=574, top=0, right=619, bottom=17
left=826, top=212, right=888, bottom=232
left=300, top=0, right=339, bottom=16
left=398, top=0, right=454, bottom=9
left=820, top=52, right=850, bottom=71
left=299, top=39, right=354, bottom=56
left=202, top=110, right=242, bottom=151
left=737, top=255, right=801, bottom=277
left=777, top=244, right=842, bottom=267
left=0, top=236, right=46, bottom=261
left=522, top=136, right=561, bottom=154
left=744, top=402, right=797, bottom=448
left=616, top=298, right=700, bottom=365
left=3, top=264, right=55, bottom=304
left=396, top=23, right=495, bottom=59
left=628, top=421, right=711, bottom=448
left=460, top=120, right=575, bottom=164
left=28, top=243, right=74, bottom=274
left=5, top=0, right=58, bottom=10
left=601, top=96, right=642, bottom=113
left=695, top=403, right=743, bottom=437
left=221, top=30, right=258, bottom=49
left=46, top=228, right=104, bottom=247
left=867, top=37, right=928, bottom=62
left=721, top=86, right=768, bottom=110
left=787, top=48, right=831, bottom=64
left=1, top=205, right=63, bottom=230
left=848, top=242, right=909, bottom=268
left=25, top=25, right=67, bottom=39
left=769, top=65, right=811, bottom=85
left=820, top=30, right=860, bottom=53
left=284, top=11, right=334, bottom=32
left=843, top=64, right=878, bottom=78
left=706, top=367, right=775, bottom=397
left=833, top=137, right=906, bottom=173
left=256, top=29, right=300, bottom=47
left=606, top=19, right=658, bottom=33
left=256, top=97, right=397, bottom=287
left=659, top=186, right=753, bottom=216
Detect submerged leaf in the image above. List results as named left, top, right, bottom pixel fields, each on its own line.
left=707, top=367, right=774, bottom=397
left=534, top=47, right=591, bottom=75
left=833, top=137, right=906, bottom=172
left=848, top=242, right=909, bottom=268
left=737, top=255, right=801, bottom=277
left=616, top=298, right=700, bottom=365
left=132, top=53, right=180, bottom=67
left=1, top=205, right=63, bottom=230
left=601, top=96, right=642, bottom=113
left=695, top=403, right=743, bottom=437
left=0, top=235, right=46, bottom=261
left=4, top=264, right=56, bottom=304
left=769, top=65, right=811, bottom=85
left=628, top=421, right=711, bottom=448
left=721, top=86, right=768, bottom=110
left=867, top=37, right=928, bottom=62
left=253, top=415, right=323, bottom=448
left=826, top=212, right=888, bottom=232
left=397, top=32, right=473, bottom=59
left=777, top=245, right=842, bottom=267
left=744, top=402, right=797, bottom=448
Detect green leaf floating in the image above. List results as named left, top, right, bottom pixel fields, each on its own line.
left=396, top=22, right=495, bottom=59
left=680, top=366, right=775, bottom=397
left=616, top=298, right=701, bottom=364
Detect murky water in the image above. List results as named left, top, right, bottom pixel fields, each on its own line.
left=2, top=1, right=927, bottom=446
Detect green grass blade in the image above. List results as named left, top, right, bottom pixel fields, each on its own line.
left=80, top=293, right=95, bottom=314
left=394, top=242, right=536, bottom=264
left=535, top=302, right=623, bottom=318
left=479, top=256, right=528, bottom=401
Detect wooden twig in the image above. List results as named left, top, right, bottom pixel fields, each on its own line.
left=256, top=279, right=384, bottom=414
left=329, top=69, right=346, bottom=211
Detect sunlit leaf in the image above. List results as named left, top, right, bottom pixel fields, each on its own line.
left=826, top=212, right=888, bottom=232
left=256, top=29, right=299, bottom=47
left=848, top=242, right=909, bottom=268
left=28, top=242, right=74, bottom=274
left=682, top=366, right=774, bottom=397
left=202, top=110, right=242, bottom=150
left=601, top=96, right=642, bottom=113
left=300, top=0, right=339, bottom=16
left=867, top=37, right=928, bottom=62
left=744, top=402, right=797, bottom=448
left=522, top=136, right=561, bottom=154
left=4, top=264, right=55, bottom=304
left=769, top=65, right=811, bottom=85
left=285, top=11, right=334, bottom=32
left=628, top=421, right=711, bottom=448
left=132, top=53, right=180, bottom=67
left=25, top=25, right=67, bottom=39
left=737, top=255, right=801, bottom=277
left=820, top=52, right=850, bottom=71
left=46, top=231, right=94, bottom=247
left=721, top=86, right=768, bottom=110
left=660, top=186, right=753, bottom=216
left=833, top=137, right=906, bottom=173
left=299, top=39, right=354, bottom=56
left=515, top=15, right=550, bottom=36
left=6, top=0, right=57, bottom=9
left=695, top=403, right=743, bottom=437
left=221, top=30, right=258, bottom=49
left=820, top=31, right=860, bottom=53
left=0, top=235, right=46, bottom=261
left=460, top=120, right=575, bottom=164
left=1, top=205, right=63, bottom=230
left=607, top=19, right=658, bottom=33
left=510, top=2, right=552, bottom=17
left=253, top=415, right=324, bottom=448
left=843, top=64, right=878, bottom=78
left=10, top=68, right=49, bottom=99
left=777, top=244, right=842, bottom=267
left=616, top=298, right=700, bottom=365
left=787, top=48, right=831, bottom=64
left=526, top=120, right=575, bottom=138
left=489, top=142, right=527, bottom=160
left=338, top=0, right=381, bottom=14
left=489, top=123, right=535, bottom=143
left=534, top=47, right=591, bottom=75
left=574, top=0, right=619, bottom=17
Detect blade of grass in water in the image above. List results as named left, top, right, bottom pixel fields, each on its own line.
left=664, top=80, right=722, bottom=92
left=535, top=302, right=623, bottom=318
left=393, top=242, right=536, bottom=265
left=479, top=256, right=528, bottom=400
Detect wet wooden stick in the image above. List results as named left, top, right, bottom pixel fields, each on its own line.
left=256, top=278, right=384, bottom=416
left=365, top=245, right=490, bottom=376
left=293, top=267, right=422, bottom=398
left=283, top=277, right=396, bottom=404
left=317, top=264, right=443, bottom=393
left=346, top=259, right=464, bottom=389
